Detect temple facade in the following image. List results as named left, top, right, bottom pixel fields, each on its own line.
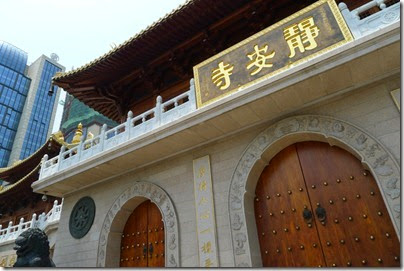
left=32, top=0, right=399, bottom=267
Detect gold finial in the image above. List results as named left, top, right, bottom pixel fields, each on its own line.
left=71, top=123, right=83, bottom=144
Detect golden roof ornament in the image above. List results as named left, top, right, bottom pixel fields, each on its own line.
left=71, top=123, right=83, bottom=144
left=51, top=130, right=65, bottom=145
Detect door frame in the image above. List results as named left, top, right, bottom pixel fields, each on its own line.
left=228, top=115, right=400, bottom=267
left=96, top=181, right=180, bottom=267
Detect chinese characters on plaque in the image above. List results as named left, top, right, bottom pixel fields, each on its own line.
left=193, top=0, right=353, bottom=108
left=193, top=155, right=219, bottom=267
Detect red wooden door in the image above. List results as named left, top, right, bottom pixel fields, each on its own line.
left=255, top=142, right=400, bottom=267
left=255, top=144, right=326, bottom=267
left=120, top=200, right=165, bottom=267
left=147, top=201, right=165, bottom=267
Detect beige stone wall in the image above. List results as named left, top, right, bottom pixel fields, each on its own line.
left=299, top=74, right=400, bottom=163
left=52, top=76, right=400, bottom=267
left=52, top=125, right=260, bottom=267
left=0, top=242, right=16, bottom=267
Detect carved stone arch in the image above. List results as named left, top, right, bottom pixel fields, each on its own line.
left=97, top=181, right=180, bottom=267
left=228, top=115, right=400, bottom=267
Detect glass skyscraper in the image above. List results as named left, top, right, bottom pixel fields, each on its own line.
left=0, top=41, right=65, bottom=167
left=0, top=42, right=31, bottom=167
left=19, top=61, right=61, bottom=159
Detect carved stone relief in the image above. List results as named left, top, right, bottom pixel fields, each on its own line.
left=231, top=213, right=243, bottom=231
left=97, top=181, right=179, bottom=267
left=385, top=178, right=400, bottom=200
left=235, top=233, right=247, bottom=255
left=228, top=115, right=400, bottom=267
left=381, top=9, right=399, bottom=24
left=69, top=197, right=96, bottom=239
left=169, top=254, right=177, bottom=267
left=169, top=233, right=177, bottom=250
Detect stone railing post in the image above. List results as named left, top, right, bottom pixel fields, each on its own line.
left=77, top=135, right=84, bottom=160
left=126, top=111, right=133, bottom=140
left=377, top=0, right=386, bottom=9
left=6, top=221, right=12, bottom=239
left=57, top=145, right=66, bottom=170
left=50, top=200, right=58, bottom=221
left=17, top=218, right=24, bottom=234
left=37, top=214, right=42, bottom=229
left=155, top=96, right=163, bottom=126
left=338, top=2, right=360, bottom=38
left=38, top=213, right=46, bottom=230
left=100, top=124, right=107, bottom=151
left=30, top=213, right=37, bottom=228
left=40, top=154, right=48, bottom=177
left=189, top=78, right=197, bottom=110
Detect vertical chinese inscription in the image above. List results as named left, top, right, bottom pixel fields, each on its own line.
left=193, top=155, right=219, bottom=267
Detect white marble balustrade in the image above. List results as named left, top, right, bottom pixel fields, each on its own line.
left=0, top=200, right=63, bottom=244
left=39, top=79, right=197, bottom=180
left=339, top=0, right=399, bottom=39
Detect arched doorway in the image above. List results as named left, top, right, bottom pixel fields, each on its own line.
left=97, top=181, right=179, bottom=267
left=229, top=115, right=400, bottom=267
left=120, top=200, right=165, bottom=267
left=254, top=141, right=399, bottom=267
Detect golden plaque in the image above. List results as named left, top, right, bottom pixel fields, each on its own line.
left=193, top=0, right=353, bottom=108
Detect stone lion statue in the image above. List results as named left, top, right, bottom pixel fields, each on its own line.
left=13, top=228, right=55, bottom=267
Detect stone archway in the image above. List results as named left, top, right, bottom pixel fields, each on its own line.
left=97, top=181, right=180, bottom=267
left=228, top=115, right=400, bottom=267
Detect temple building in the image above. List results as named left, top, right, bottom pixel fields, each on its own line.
left=32, top=0, right=399, bottom=267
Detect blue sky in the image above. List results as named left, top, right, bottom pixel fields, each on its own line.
left=1, top=0, right=186, bottom=70
left=1, top=0, right=186, bottom=130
